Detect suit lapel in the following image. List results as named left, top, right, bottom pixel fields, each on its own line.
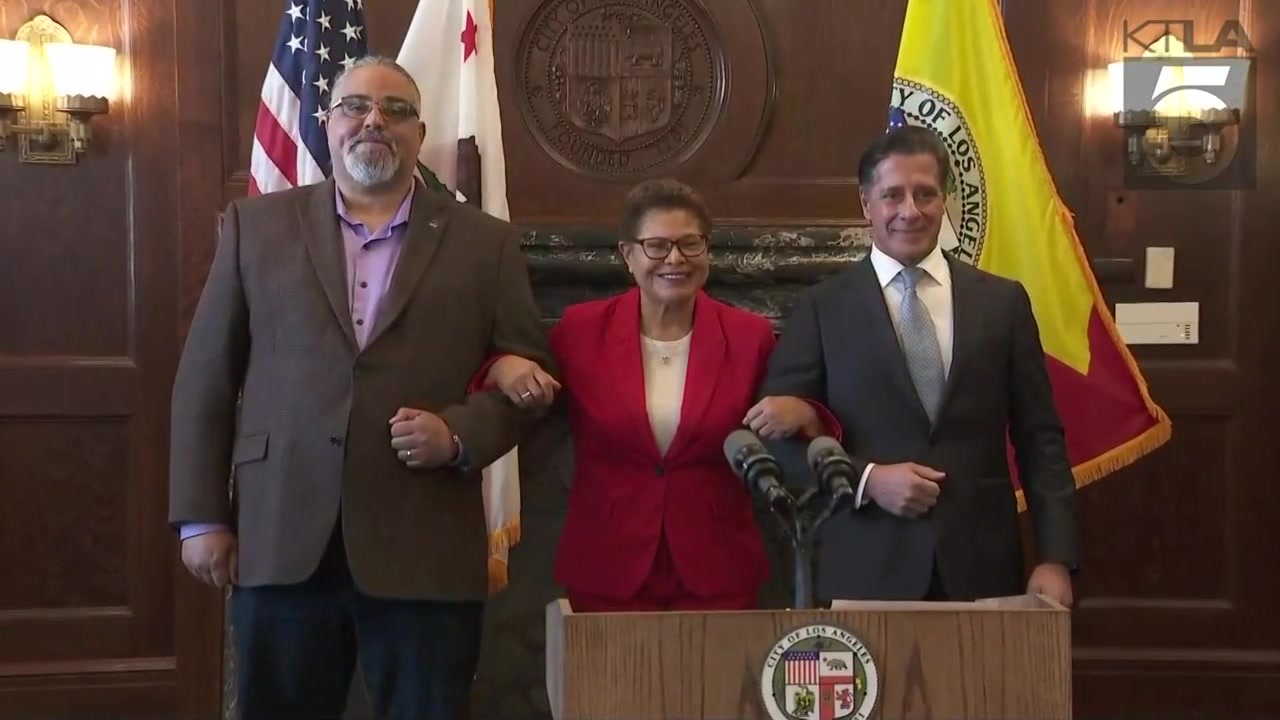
left=664, top=292, right=726, bottom=460
left=936, top=256, right=982, bottom=424
left=849, top=258, right=933, bottom=429
left=299, top=180, right=358, bottom=350
left=605, top=289, right=664, bottom=460
left=363, top=184, right=451, bottom=349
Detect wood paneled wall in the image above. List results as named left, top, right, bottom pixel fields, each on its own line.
left=0, top=0, right=199, bottom=716
left=0, top=0, right=1276, bottom=717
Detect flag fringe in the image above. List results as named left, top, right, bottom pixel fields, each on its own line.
left=485, top=519, right=522, bottom=594
left=488, top=519, right=522, bottom=555
left=986, top=0, right=1173, bottom=512
left=1071, top=419, right=1174, bottom=486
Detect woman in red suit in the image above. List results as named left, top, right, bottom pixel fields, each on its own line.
left=479, top=179, right=837, bottom=612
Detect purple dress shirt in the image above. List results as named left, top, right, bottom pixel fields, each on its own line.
left=179, top=185, right=415, bottom=541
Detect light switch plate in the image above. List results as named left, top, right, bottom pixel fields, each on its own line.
left=1115, top=302, right=1198, bottom=344
left=1144, top=247, right=1175, bottom=289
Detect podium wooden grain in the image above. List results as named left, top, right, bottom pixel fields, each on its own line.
left=546, top=595, right=1070, bottom=720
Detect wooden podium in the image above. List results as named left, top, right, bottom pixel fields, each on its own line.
left=545, top=595, right=1070, bottom=720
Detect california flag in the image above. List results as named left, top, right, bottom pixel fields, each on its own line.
left=397, top=0, right=519, bottom=593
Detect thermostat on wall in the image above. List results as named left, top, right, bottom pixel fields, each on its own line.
left=1114, top=302, right=1199, bottom=345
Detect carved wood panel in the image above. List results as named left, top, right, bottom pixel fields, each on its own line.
left=0, top=0, right=186, bottom=716
left=1043, top=0, right=1280, bottom=712
left=497, top=0, right=890, bottom=224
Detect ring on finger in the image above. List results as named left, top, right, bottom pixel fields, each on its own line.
left=520, top=391, right=533, bottom=400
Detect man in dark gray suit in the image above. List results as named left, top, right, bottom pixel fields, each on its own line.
left=168, top=56, right=553, bottom=719
left=761, top=126, right=1077, bottom=607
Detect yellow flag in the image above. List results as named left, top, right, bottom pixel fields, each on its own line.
left=888, top=0, right=1171, bottom=497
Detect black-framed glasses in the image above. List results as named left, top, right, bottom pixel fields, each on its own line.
left=630, top=233, right=708, bottom=260
left=329, top=95, right=419, bottom=122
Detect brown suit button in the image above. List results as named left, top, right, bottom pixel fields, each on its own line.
left=329, top=436, right=343, bottom=447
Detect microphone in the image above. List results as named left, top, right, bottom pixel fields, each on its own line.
left=723, top=429, right=795, bottom=514
left=806, top=436, right=857, bottom=512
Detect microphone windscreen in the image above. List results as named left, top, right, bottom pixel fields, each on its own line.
left=806, top=435, right=845, bottom=467
left=724, top=428, right=765, bottom=465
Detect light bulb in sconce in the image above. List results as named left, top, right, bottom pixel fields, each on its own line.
left=1107, top=52, right=1244, bottom=168
left=43, top=42, right=115, bottom=152
left=1106, top=61, right=1126, bottom=115
left=0, top=13, right=119, bottom=163
left=0, top=39, right=30, bottom=96
left=0, top=39, right=30, bottom=150
left=44, top=42, right=117, bottom=100
left=1106, top=59, right=1162, bottom=165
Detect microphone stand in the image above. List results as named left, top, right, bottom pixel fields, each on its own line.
left=731, top=434, right=854, bottom=611
left=788, top=489, right=816, bottom=610
left=771, top=489, right=849, bottom=610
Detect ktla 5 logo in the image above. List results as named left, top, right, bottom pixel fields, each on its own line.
left=1119, top=57, right=1251, bottom=118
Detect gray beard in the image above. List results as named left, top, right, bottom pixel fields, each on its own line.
left=343, top=142, right=399, bottom=187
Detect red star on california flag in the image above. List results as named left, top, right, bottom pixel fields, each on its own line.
left=461, top=10, right=478, bottom=61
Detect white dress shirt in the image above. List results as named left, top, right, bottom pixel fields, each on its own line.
left=641, top=333, right=692, bottom=455
left=854, top=242, right=954, bottom=508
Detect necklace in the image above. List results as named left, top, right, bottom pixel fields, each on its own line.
left=645, top=332, right=689, bottom=366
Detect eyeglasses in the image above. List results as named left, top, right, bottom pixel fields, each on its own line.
left=630, top=234, right=709, bottom=260
left=329, top=95, right=419, bottom=123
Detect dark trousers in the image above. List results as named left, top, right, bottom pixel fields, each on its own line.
left=923, top=555, right=949, bottom=600
left=230, top=523, right=484, bottom=720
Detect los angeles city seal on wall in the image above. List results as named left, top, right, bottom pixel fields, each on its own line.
left=760, top=624, right=879, bottom=720
left=518, top=0, right=725, bottom=177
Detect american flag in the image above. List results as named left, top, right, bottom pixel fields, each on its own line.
left=785, top=651, right=820, bottom=684
left=249, top=0, right=369, bottom=195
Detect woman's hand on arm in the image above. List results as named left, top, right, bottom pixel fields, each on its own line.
left=743, top=396, right=823, bottom=439
left=488, top=355, right=561, bottom=409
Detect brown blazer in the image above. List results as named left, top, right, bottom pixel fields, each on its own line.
left=168, top=178, right=553, bottom=601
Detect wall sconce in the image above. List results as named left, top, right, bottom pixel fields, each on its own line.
left=0, top=14, right=116, bottom=164
left=1106, top=38, right=1246, bottom=173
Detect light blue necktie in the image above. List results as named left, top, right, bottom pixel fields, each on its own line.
left=893, top=267, right=945, bottom=422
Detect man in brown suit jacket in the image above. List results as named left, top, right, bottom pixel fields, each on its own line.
left=169, top=56, right=553, bottom=720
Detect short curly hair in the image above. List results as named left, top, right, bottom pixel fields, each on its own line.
left=618, top=178, right=712, bottom=241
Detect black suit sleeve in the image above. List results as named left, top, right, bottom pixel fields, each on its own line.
left=758, top=289, right=869, bottom=488
left=1007, top=281, right=1079, bottom=569
left=759, top=291, right=825, bottom=400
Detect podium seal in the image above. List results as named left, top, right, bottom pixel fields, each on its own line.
left=760, top=624, right=879, bottom=720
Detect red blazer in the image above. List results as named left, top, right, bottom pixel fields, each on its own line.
left=550, top=288, right=777, bottom=600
